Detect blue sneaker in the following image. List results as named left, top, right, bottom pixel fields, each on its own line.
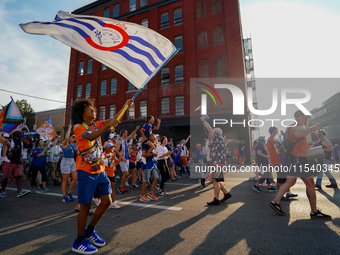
left=41, top=187, right=50, bottom=193
left=68, top=193, right=74, bottom=201
left=31, top=189, right=37, bottom=194
left=72, top=239, right=98, bottom=254
left=267, top=187, right=277, bottom=192
left=252, top=185, right=262, bottom=193
left=0, top=192, right=8, bottom=198
left=85, top=230, right=106, bottom=247
left=62, top=196, right=71, bottom=203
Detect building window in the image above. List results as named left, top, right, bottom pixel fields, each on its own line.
left=196, top=0, right=206, bottom=19
left=140, top=0, right=147, bottom=8
left=113, top=4, right=119, bottom=18
left=160, top=67, right=169, bottom=86
left=110, top=77, right=117, bottom=94
left=174, top=35, right=183, bottom=52
left=175, top=95, right=184, bottom=116
left=213, top=25, right=224, bottom=45
left=128, top=82, right=135, bottom=91
left=103, top=8, right=110, bottom=18
left=85, top=83, right=91, bottom=98
left=100, top=80, right=107, bottom=96
left=76, top=85, right=82, bottom=98
left=197, top=30, right=208, bottom=48
left=211, top=0, right=222, bottom=15
left=214, top=56, right=227, bottom=77
left=102, top=64, right=108, bottom=71
left=99, top=106, right=105, bottom=121
left=174, top=8, right=182, bottom=25
left=141, top=18, right=148, bottom=27
left=130, top=0, right=136, bottom=12
left=161, top=97, right=170, bottom=116
left=139, top=100, right=147, bottom=119
left=199, top=59, right=210, bottom=78
left=161, top=12, right=169, bottom=28
left=78, top=61, right=84, bottom=76
left=127, top=105, right=135, bottom=120
left=175, top=64, right=184, bottom=84
left=87, top=59, right=93, bottom=74
left=109, top=104, right=116, bottom=119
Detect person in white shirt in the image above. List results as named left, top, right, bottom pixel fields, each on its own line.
left=179, top=135, right=191, bottom=176
left=46, top=138, right=61, bottom=186
left=156, top=136, right=172, bottom=195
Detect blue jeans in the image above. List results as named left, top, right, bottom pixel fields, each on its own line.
left=316, top=158, right=337, bottom=186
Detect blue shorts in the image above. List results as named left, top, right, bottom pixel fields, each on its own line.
left=77, top=170, right=112, bottom=204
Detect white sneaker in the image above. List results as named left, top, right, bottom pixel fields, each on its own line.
left=93, top=198, right=101, bottom=206
left=124, top=181, right=129, bottom=187
left=260, top=183, right=268, bottom=187
left=110, top=202, right=121, bottom=209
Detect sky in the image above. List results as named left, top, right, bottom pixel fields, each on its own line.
left=0, top=0, right=339, bottom=122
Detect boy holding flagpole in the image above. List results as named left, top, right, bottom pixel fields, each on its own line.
left=71, top=98, right=133, bottom=254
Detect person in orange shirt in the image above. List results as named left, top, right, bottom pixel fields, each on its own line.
left=103, top=142, right=121, bottom=209
left=71, top=98, right=133, bottom=254
left=267, top=126, right=297, bottom=201
left=232, top=147, right=239, bottom=164
left=269, top=110, right=331, bottom=219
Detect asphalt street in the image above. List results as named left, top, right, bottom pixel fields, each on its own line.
left=1, top=171, right=340, bottom=255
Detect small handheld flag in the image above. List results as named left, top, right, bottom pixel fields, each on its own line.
left=36, top=117, right=57, bottom=141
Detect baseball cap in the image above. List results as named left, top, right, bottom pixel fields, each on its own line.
left=317, top=129, right=327, bottom=136
left=104, top=143, right=114, bottom=149
left=294, top=110, right=306, bottom=118
left=257, top=136, right=266, bottom=144
left=268, top=126, right=278, bottom=134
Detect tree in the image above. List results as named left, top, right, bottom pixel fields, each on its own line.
left=16, top=99, right=35, bottom=131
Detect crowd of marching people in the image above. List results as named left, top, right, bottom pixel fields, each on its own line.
left=0, top=115, right=194, bottom=205
left=1, top=103, right=339, bottom=253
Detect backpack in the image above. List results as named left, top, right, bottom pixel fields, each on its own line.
left=281, top=127, right=303, bottom=155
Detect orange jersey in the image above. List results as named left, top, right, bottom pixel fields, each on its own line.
left=267, top=137, right=281, bottom=165
left=103, top=152, right=118, bottom=177
left=232, top=149, right=238, bottom=156
left=289, top=127, right=307, bottom=157
left=129, top=148, right=137, bottom=163
left=74, top=121, right=105, bottom=174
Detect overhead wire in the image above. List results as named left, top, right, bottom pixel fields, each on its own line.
left=0, top=88, right=66, bottom=104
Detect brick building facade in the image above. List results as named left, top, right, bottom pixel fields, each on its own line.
left=65, top=0, right=251, bottom=155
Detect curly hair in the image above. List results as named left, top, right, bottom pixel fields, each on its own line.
left=71, top=98, right=96, bottom=125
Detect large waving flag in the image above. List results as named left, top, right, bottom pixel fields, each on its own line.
left=0, top=98, right=24, bottom=133
left=36, top=117, right=57, bottom=141
left=20, top=11, right=177, bottom=89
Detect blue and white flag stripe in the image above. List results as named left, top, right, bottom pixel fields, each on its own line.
left=20, top=11, right=177, bottom=89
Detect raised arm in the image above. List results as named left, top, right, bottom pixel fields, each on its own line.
left=201, top=116, right=214, bottom=137
left=154, top=119, right=161, bottom=130
left=127, top=126, right=140, bottom=141
left=103, top=99, right=134, bottom=127
left=62, top=124, right=72, bottom=149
